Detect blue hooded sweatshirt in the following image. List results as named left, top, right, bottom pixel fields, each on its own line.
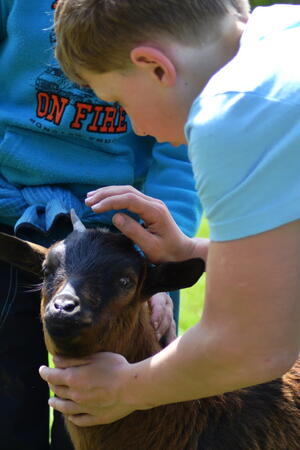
left=0, top=0, right=201, bottom=237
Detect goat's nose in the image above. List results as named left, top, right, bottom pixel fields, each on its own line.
left=53, top=296, right=79, bottom=314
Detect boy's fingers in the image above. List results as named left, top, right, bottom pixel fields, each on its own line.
left=164, top=320, right=177, bottom=344
left=86, top=189, right=168, bottom=229
left=86, top=190, right=96, bottom=197
left=49, top=383, right=71, bottom=400
left=150, top=293, right=176, bottom=341
left=49, top=397, right=82, bottom=415
left=88, top=193, right=153, bottom=217
left=85, top=185, right=148, bottom=206
left=53, top=356, right=91, bottom=368
left=39, top=366, right=70, bottom=386
left=112, top=213, right=158, bottom=256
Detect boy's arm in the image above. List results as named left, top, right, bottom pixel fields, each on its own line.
left=143, top=141, right=202, bottom=237
left=126, top=220, right=300, bottom=406
left=40, top=219, right=300, bottom=426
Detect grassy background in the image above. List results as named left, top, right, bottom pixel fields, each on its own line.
left=179, top=218, right=209, bottom=335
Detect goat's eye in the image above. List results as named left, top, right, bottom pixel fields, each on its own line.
left=43, top=267, right=53, bottom=279
left=43, top=262, right=57, bottom=280
left=119, top=276, right=132, bottom=289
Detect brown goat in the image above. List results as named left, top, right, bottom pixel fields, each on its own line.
left=0, top=225, right=299, bottom=450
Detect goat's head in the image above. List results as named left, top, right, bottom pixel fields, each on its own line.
left=0, top=216, right=205, bottom=359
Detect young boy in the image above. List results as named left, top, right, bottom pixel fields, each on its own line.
left=0, top=1, right=201, bottom=449
left=40, top=0, right=300, bottom=426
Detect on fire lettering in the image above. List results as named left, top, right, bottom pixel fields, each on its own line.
left=70, top=102, right=127, bottom=133
left=70, top=102, right=93, bottom=129
left=98, top=106, right=117, bottom=133
left=37, top=92, right=69, bottom=125
left=115, top=107, right=127, bottom=133
left=36, top=92, right=128, bottom=134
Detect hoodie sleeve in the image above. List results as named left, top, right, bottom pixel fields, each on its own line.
left=0, top=0, right=12, bottom=41
left=142, top=141, right=202, bottom=237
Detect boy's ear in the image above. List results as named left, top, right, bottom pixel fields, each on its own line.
left=130, top=46, right=176, bottom=86
left=0, top=232, right=47, bottom=277
left=141, top=258, right=205, bottom=299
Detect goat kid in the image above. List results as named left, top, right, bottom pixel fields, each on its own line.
left=0, top=221, right=299, bottom=450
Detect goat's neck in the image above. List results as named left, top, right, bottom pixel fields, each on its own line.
left=66, top=301, right=200, bottom=450
left=98, top=301, right=161, bottom=362
left=123, top=302, right=162, bottom=362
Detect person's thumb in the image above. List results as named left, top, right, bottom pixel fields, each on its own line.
left=112, top=213, right=154, bottom=258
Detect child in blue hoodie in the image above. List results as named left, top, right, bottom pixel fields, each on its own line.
left=0, top=1, right=201, bottom=449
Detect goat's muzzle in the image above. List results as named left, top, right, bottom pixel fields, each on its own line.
left=45, top=292, right=92, bottom=341
left=53, top=294, right=80, bottom=315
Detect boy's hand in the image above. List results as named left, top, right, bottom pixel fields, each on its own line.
left=39, top=353, right=136, bottom=426
left=85, top=186, right=195, bottom=263
left=149, top=293, right=176, bottom=344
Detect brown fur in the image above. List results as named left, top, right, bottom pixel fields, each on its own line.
left=61, top=305, right=300, bottom=450
left=62, top=304, right=201, bottom=450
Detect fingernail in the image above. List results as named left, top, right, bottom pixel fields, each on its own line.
left=39, top=366, right=47, bottom=378
left=91, top=203, right=101, bottom=211
left=153, top=321, right=159, bottom=330
left=113, top=214, right=125, bottom=227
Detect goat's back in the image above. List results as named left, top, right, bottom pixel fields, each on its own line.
left=196, top=358, right=300, bottom=450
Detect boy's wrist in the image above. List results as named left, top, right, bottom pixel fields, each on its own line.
left=176, top=235, right=209, bottom=263
left=121, top=360, right=158, bottom=411
left=192, top=237, right=209, bottom=262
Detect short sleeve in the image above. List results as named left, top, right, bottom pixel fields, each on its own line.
left=186, top=92, right=300, bottom=241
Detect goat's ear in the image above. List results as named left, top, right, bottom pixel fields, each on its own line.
left=140, top=258, right=205, bottom=298
left=0, top=232, right=47, bottom=277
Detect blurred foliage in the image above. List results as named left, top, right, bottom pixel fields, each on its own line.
left=250, top=0, right=300, bottom=7
left=179, top=217, right=209, bottom=335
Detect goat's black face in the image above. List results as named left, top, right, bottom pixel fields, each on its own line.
left=0, top=228, right=205, bottom=357
left=41, top=229, right=146, bottom=356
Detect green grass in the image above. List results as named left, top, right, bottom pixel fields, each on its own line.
left=179, top=217, right=210, bottom=335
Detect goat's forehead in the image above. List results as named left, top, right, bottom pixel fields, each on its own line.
left=59, top=230, right=144, bottom=272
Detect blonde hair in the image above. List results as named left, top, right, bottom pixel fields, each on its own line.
left=55, top=0, right=250, bottom=84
